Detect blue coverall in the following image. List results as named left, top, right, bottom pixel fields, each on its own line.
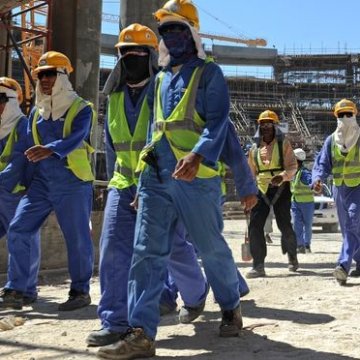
left=128, top=57, right=240, bottom=339
left=98, top=85, right=208, bottom=333
left=5, top=106, right=94, bottom=294
left=312, top=136, right=360, bottom=273
left=160, top=121, right=257, bottom=309
left=0, top=116, right=40, bottom=299
left=291, top=166, right=314, bottom=248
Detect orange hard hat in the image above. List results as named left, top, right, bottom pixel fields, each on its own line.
left=154, top=0, right=200, bottom=30
left=0, top=77, right=23, bottom=104
left=32, top=51, right=73, bottom=77
left=115, top=23, right=158, bottom=49
left=333, top=99, right=357, bottom=117
left=257, top=110, right=279, bottom=123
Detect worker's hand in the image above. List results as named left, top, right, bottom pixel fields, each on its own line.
left=172, top=152, right=203, bottom=182
left=241, top=194, right=258, bottom=214
left=313, top=180, right=323, bottom=194
left=25, top=145, right=53, bottom=162
left=271, top=174, right=283, bottom=186
left=130, top=193, right=139, bottom=210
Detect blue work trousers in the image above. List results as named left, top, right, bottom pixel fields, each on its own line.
left=128, top=168, right=240, bottom=339
left=5, top=181, right=93, bottom=293
left=334, top=185, right=360, bottom=273
left=291, top=201, right=314, bottom=247
left=0, top=188, right=40, bottom=298
left=98, top=186, right=208, bottom=333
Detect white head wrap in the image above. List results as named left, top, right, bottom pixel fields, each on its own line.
left=0, top=86, right=23, bottom=140
left=334, top=115, right=360, bottom=153
left=157, top=16, right=206, bottom=67
left=35, top=69, right=78, bottom=120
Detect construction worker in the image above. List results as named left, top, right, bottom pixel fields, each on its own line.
left=291, top=148, right=314, bottom=253
left=313, top=99, right=360, bottom=285
left=86, top=23, right=210, bottom=347
left=97, top=1, right=257, bottom=358
left=0, top=51, right=95, bottom=310
left=247, top=110, right=299, bottom=278
left=0, top=77, right=40, bottom=307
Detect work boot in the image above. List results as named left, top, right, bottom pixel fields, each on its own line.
left=97, top=328, right=155, bottom=360
left=288, top=254, right=299, bottom=272
left=23, top=295, right=37, bottom=306
left=305, top=246, right=312, bottom=253
left=297, top=246, right=306, bottom=254
left=333, top=265, right=347, bottom=285
left=58, top=289, right=91, bottom=311
left=86, top=328, right=125, bottom=347
left=246, top=264, right=266, bottom=279
left=219, top=305, right=243, bottom=337
left=179, top=300, right=206, bottom=324
left=159, top=302, right=177, bottom=316
left=0, top=288, right=23, bottom=310
left=265, top=233, right=273, bottom=243
left=349, top=268, right=360, bottom=277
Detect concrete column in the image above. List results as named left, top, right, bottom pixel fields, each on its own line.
left=51, top=0, right=102, bottom=108
left=121, top=0, right=163, bottom=34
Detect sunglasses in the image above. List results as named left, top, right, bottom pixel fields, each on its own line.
left=37, top=69, right=61, bottom=80
left=0, top=93, right=15, bottom=104
left=259, top=122, right=274, bottom=128
left=337, top=112, right=354, bottom=118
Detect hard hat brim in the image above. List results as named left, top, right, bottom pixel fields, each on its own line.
left=335, top=107, right=357, bottom=116
left=115, top=41, right=155, bottom=49
left=258, top=118, right=279, bottom=123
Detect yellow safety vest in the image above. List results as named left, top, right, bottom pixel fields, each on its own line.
left=252, top=141, right=283, bottom=194
left=32, top=97, right=96, bottom=182
left=331, top=134, right=360, bottom=187
left=291, top=168, right=314, bottom=202
left=138, top=64, right=219, bottom=179
left=0, top=117, right=25, bottom=193
left=107, top=91, right=148, bottom=189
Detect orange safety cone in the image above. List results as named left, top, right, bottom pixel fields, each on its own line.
left=241, top=212, right=252, bottom=261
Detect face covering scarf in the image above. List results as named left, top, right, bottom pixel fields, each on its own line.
left=0, top=86, right=23, bottom=140
left=121, top=54, right=150, bottom=85
left=35, top=70, right=78, bottom=121
left=161, top=28, right=197, bottom=66
left=334, top=115, right=360, bottom=153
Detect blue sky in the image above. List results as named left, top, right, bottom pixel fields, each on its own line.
left=102, top=0, right=359, bottom=53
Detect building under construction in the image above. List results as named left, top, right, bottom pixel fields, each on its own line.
left=1, top=0, right=360, bottom=172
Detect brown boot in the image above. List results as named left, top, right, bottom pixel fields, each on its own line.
left=219, top=305, right=243, bottom=337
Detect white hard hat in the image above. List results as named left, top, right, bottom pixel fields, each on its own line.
left=294, top=148, right=306, bottom=161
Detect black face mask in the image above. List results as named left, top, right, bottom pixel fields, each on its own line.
left=121, top=54, right=150, bottom=84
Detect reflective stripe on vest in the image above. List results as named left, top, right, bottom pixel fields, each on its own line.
left=331, top=134, right=360, bottom=187
left=253, top=142, right=282, bottom=194
left=140, top=63, right=219, bottom=179
left=0, top=117, right=26, bottom=193
left=291, top=168, right=314, bottom=202
left=107, top=91, right=148, bottom=189
left=32, top=97, right=96, bottom=182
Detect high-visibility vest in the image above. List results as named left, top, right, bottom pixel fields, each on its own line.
left=252, top=141, right=284, bottom=194
left=138, top=64, right=220, bottom=178
left=331, top=134, right=360, bottom=187
left=107, top=91, right=148, bottom=189
left=0, top=116, right=25, bottom=193
left=32, top=97, right=96, bottom=182
left=291, top=168, right=314, bottom=202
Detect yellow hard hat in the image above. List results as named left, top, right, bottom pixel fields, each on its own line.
left=154, top=0, right=200, bottom=30
left=115, top=23, right=158, bottom=49
left=257, top=110, right=279, bottom=123
left=333, top=98, right=358, bottom=117
left=32, top=51, right=73, bottom=76
left=0, top=77, right=23, bottom=104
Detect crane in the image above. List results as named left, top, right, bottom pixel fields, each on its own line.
left=102, top=12, right=267, bottom=47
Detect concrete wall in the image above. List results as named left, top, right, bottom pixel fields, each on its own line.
left=0, top=211, right=104, bottom=273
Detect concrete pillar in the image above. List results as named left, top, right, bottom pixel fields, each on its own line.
left=120, top=0, right=163, bottom=34
left=51, top=0, right=102, bottom=108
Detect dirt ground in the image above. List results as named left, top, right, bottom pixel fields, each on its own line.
left=0, top=219, right=360, bottom=360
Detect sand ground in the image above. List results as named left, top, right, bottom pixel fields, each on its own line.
left=0, top=220, right=359, bottom=360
